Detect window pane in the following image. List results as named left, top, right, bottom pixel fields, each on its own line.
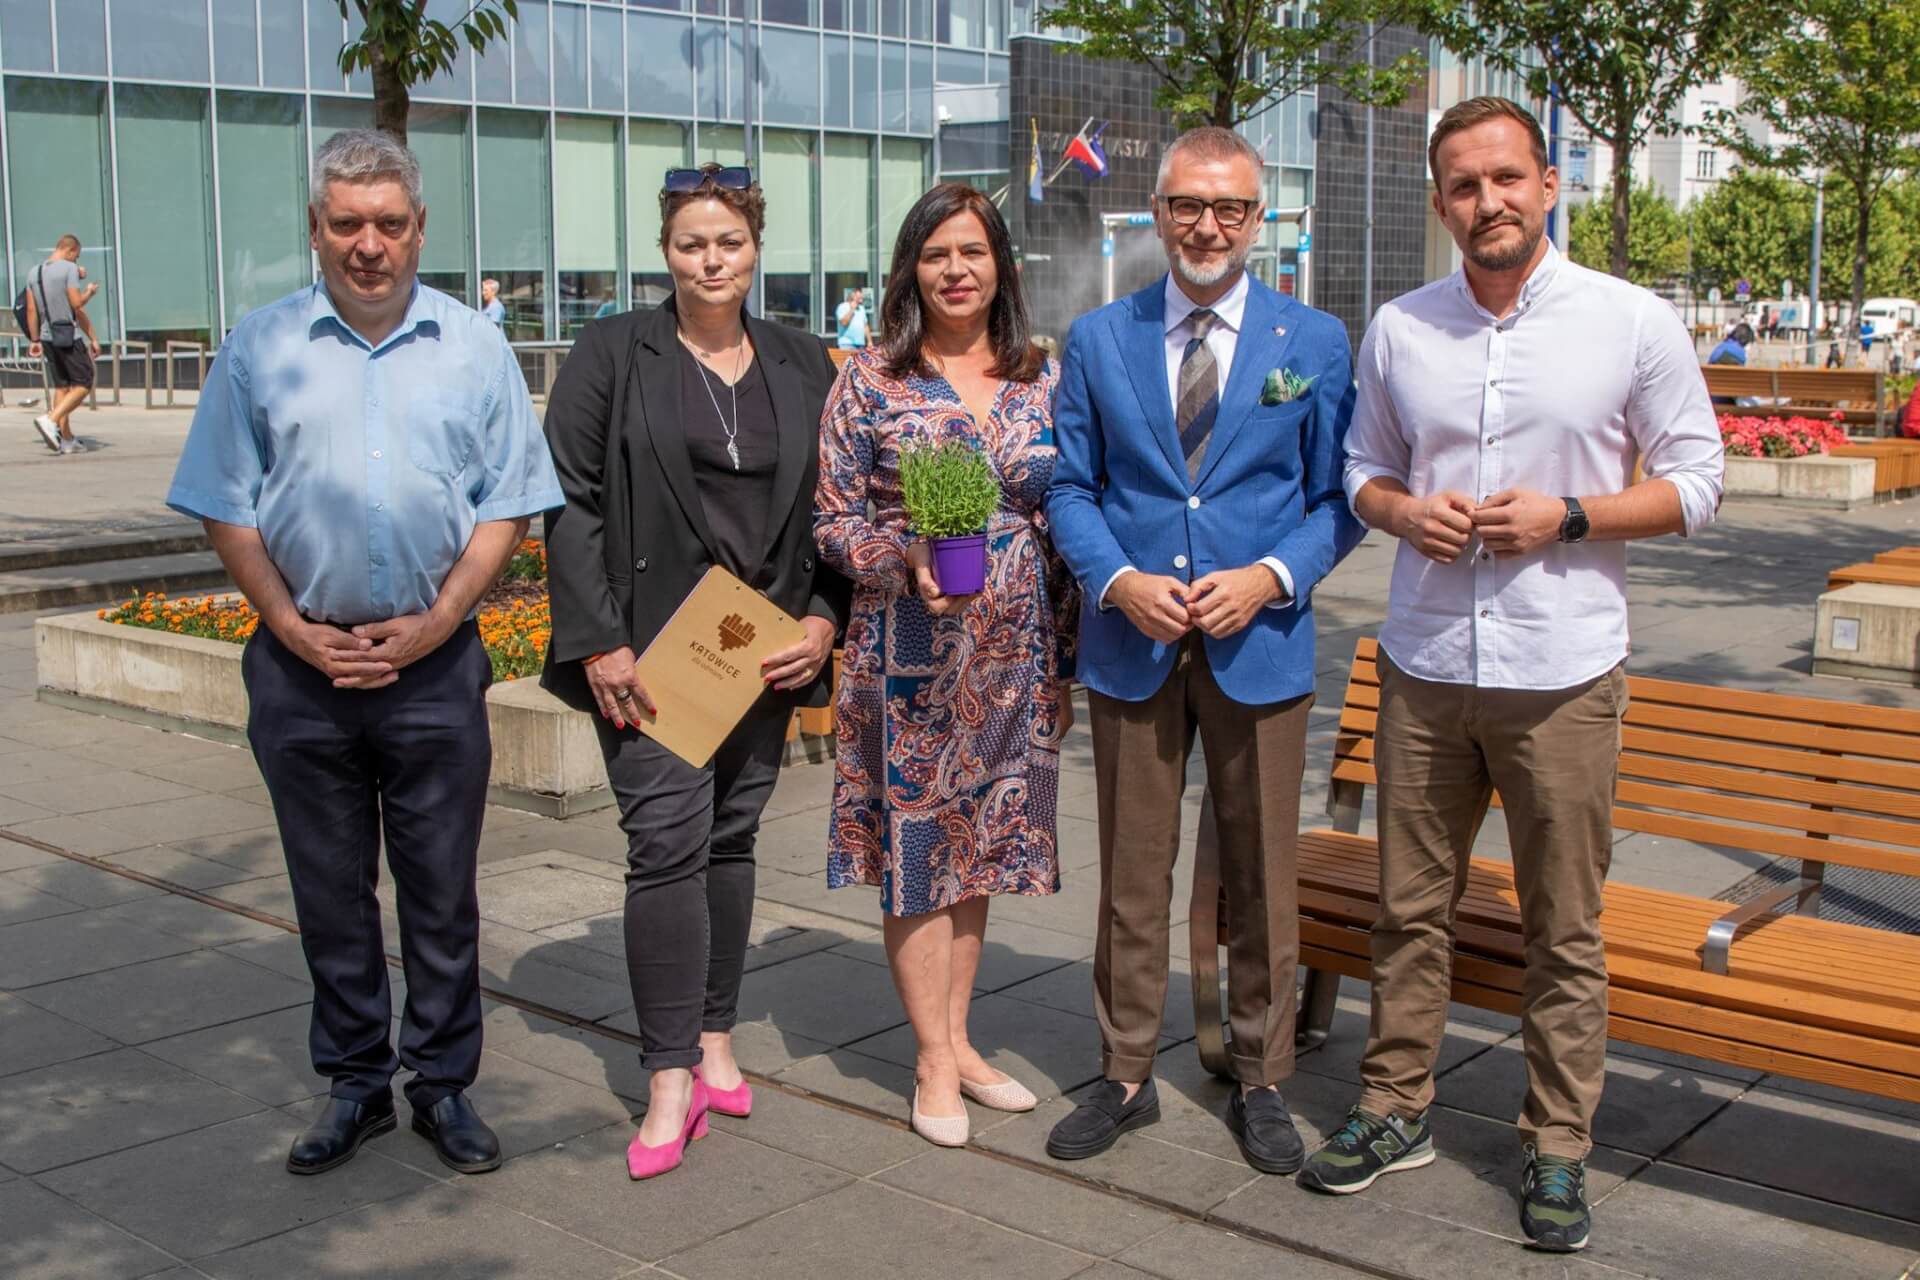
left=908, top=46, right=931, bottom=132
left=260, top=0, right=305, bottom=88
left=113, top=2, right=211, bottom=81
left=946, top=0, right=982, bottom=45
left=308, top=0, right=344, bottom=92
left=909, top=0, right=930, bottom=40
left=344, top=7, right=372, bottom=94
left=761, top=29, right=818, bottom=126
left=554, top=115, right=619, bottom=334
left=760, top=129, right=814, bottom=332
left=473, top=6, right=513, bottom=103
left=881, top=42, right=906, bottom=131
left=213, top=0, right=260, bottom=86
left=880, top=0, right=902, bottom=37
left=216, top=92, right=307, bottom=326
left=848, top=0, right=873, bottom=32
left=476, top=108, right=550, bottom=339
left=693, top=20, right=724, bottom=120
left=763, top=0, right=813, bottom=25
left=6, top=77, right=115, bottom=338
left=822, top=133, right=871, bottom=288
left=418, top=0, right=471, bottom=98
left=411, top=102, right=474, bottom=302
left=823, top=35, right=849, bottom=127
left=116, top=86, right=216, bottom=341
left=0, top=0, right=51, bottom=72
left=986, top=52, right=1007, bottom=84
left=57, top=0, right=107, bottom=77
left=515, top=0, right=551, bottom=105
left=694, top=123, right=744, bottom=166
left=935, top=48, right=982, bottom=84
left=553, top=2, right=587, bottom=108
left=627, top=119, right=685, bottom=308
left=822, top=0, right=845, bottom=31
left=589, top=6, right=623, bottom=110
left=878, top=137, right=926, bottom=293
left=851, top=38, right=877, bottom=130
left=630, top=14, right=693, bottom=118
left=727, top=24, right=745, bottom=120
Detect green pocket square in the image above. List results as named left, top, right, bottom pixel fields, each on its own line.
left=1261, top=367, right=1317, bottom=406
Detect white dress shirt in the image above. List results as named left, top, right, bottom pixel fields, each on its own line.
left=1342, top=244, right=1724, bottom=691
left=1101, top=271, right=1294, bottom=608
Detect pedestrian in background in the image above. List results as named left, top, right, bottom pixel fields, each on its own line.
left=834, top=285, right=869, bottom=350
left=23, top=233, right=100, bottom=455
left=481, top=277, right=505, bottom=328
left=167, top=129, right=562, bottom=1180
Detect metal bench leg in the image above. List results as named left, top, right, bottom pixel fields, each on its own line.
left=1188, top=789, right=1233, bottom=1080
left=1295, top=966, right=1340, bottom=1052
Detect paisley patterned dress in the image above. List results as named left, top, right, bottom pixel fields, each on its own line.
left=814, top=349, right=1078, bottom=917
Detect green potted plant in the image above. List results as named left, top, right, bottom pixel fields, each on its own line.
left=899, top=438, right=999, bottom=595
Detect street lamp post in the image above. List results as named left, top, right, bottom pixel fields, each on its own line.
left=1807, top=169, right=1824, bottom=366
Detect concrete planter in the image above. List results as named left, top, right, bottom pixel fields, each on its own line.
left=34, top=611, right=616, bottom=817
left=1722, top=454, right=1876, bottom=509
left=1813, top=583, right=1920, bottom=687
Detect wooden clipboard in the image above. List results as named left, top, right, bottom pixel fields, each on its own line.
left=630, top=565, right=806, bottom=768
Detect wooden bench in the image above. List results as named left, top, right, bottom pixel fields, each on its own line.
left=1702, top=364, right=1887, bottom=433
left=1831, top=439, right=1920, bottom=496
left=1828, top=561, right=1920, bottom=591
left=1188, top=637, right=1920, bottom=1103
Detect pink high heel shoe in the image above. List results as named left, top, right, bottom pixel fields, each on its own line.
left=695, top=1068, right=753, bottom=1119
left=626, top=1077, right=709, bottom=1180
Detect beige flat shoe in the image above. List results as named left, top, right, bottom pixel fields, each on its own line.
left=910, top=1089, right=970, bottom=1147
left=958, top=1073, right=1038, bottom=1113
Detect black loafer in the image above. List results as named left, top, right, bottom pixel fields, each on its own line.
left=287, top=1095, right=396, bottom=1175
left=1228, top=1087, right=1305, bottom=1174
left=411, top=1092, right=502, bottom=1174
left=1046, top=1078, right=1161, bottom=1160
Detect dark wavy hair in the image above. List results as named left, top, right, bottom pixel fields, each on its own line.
left=877, top=183, right=1043, bottom=383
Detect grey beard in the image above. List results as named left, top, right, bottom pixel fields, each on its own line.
left=1467, top=222, right=1542, bottom=272
left=1172, top=243, right=1251, bottom=289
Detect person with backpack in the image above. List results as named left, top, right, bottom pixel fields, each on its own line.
left=19, top=233, right=100, bottom=454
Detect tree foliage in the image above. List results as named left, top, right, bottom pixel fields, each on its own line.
left=1688, top=169, right=1920, bottom=305
left=335, top=1, right=518, bottom=145
left=1443, top=0, right=1750, bottom=277
left=1707, top=0, right=1920, bottom=348
left=1569, top=184, right=1688, bottom=287
left=1041, top=0, right=1434, bottom=129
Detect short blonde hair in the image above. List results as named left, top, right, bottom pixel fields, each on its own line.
left=1427, top=96, right=1548, bottom=188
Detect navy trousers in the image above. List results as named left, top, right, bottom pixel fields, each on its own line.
left=244, top=621, right=493, bottom=1109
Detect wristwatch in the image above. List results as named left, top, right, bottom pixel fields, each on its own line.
left=1558, top=497, right=1589, bottom=545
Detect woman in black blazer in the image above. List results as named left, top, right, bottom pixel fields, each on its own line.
left=542, top=164, right=847, bottom=1180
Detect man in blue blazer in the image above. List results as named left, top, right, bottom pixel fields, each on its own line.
left=1044, top=127, right=1362, bottom=1174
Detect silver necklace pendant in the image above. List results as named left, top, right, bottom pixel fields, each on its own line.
left=726, top=438, right=741, bottom=470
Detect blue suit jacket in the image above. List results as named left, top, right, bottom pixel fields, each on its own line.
left=1045, top=275, right=1363, bottom=705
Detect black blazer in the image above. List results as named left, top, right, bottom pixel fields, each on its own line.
left=540, top=297, right=850, bottom=713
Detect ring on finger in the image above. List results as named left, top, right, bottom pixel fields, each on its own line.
left=615, top=689, right=633, bottom=702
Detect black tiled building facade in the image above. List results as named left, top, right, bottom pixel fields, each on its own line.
left=1311, top=24, right=1433, bottom=346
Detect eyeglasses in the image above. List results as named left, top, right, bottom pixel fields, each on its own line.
left=664, top=165, right=754, bottom=193
left=1159, top=195, right=1260, bottom=228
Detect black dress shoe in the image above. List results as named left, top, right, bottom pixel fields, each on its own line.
left=1228, top=1087, right=1305, bottom=1174
left=1046, top=1078, right=1161, bottom=1160
left=287, top=1096, right=396, bottom=1175
left=411, top=1092, right=503, bottom=1174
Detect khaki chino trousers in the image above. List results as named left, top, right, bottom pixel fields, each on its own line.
left=1359, top=654, right=1627, bottom=1159
left=1089, top=636, right=1312, bottom=1088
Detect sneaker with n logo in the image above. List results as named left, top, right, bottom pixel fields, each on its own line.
left=1296, top=1106, right=1435, bottom=1194
left=1519, top=1146, right=1590, bottom=1251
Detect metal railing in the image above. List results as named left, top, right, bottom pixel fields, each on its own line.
left=510, top=341, right=575, bottom=399
left=162, top=340, right=208, bottom=408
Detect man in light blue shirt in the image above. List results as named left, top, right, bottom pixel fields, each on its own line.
left=480, top=277, right=505, bottom=328
left=835, top=286, right=869, bottom=349
left=168, top=129, right=562, bottom=1181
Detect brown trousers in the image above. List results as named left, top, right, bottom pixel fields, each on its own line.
left=1358, top=654, right=1627, bottom=1159
left=1088, top=637, right=1312, bottom=1087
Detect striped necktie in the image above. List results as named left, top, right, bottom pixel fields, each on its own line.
left=1177, top=308, right=1219, bottom=481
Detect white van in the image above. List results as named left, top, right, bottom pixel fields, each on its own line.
left=1859, top=297, right=1918, bottom=337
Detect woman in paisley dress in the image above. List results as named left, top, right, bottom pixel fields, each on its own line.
left=815, top=183, right=1078, bottom=1147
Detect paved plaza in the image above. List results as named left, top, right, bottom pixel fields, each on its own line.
left=1, top=409, right=1918, bottom=1279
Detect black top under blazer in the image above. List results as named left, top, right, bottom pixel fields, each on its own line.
left=540, top=297, right=851, bottom=713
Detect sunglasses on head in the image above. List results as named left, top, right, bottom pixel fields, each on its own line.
left=664, top=165, right=754, bottom=193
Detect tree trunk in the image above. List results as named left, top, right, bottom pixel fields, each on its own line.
left=1609, top=129, right=1633, bottom=280
left=372, top=48, right=409, bottom=146
left=1848, top=182, right=1871, bottom=358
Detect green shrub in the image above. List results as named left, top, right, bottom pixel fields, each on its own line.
left=899, top=438, right=1000, bottom=539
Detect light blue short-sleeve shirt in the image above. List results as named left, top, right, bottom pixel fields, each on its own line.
left=167, top=282, right=564, bottom=624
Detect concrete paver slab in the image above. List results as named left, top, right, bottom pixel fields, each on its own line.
left=129, top=752, right=263, bottom=794
left=491, top=1024, right=651, bottom=1104
left=1116, top=1221, right=1376, bottom=1279
left=1000, top=955, right=1197, bottom=1043
left=167, top=826, right=285, bottom=876
left=0, top=1177, right=180, bottom=1280
left=65, top=732, right=236, bottom=771
left=21, top=948, right=310, bottom=1044
left=704, top=1080, right=927, bottom=1175
left=0, top=908, right=198, bottom=989
left=87, top=793, right=278, bottom=845
left=878, top=1146, right=1180, bottom=1258
left=0, top=813, right=154, bottom=857
left=39, top=1110, right=435, bottom=1259
left=0, top=834, right=57, bottom=871
left=0, top=768, right=199, bottom=817
left=214, top=932, right=313, bottom=983
left=474, top=1120, right=851, bottom=1263
left=735, top=949, right=913, bottom=1047
left=1668, top=1084, right=1920, bottom=1225
left=0, top=1047, right=263, bottom=1173
left=0, top=991, right=116, bottom=1080
left=99, top=844, right=267, bottom=891
left=1291, top=990, right=1511, bottom=1090
left=0, top=857, right=164, bottom=907
left=1587, top=1162, right=1920, bottom=1280
left=774, top=1046, right=920, bottom=1118
left=831, top=914, right=1096, bottom=996
left=0, top=793, right=54, bottom=825
left=843, top=992, right=1109, bottom=1102
left=141, top=1004, right=328, bottom=1108
left=93, top=891, right=287, bottom=946
left=478, top=864, right=627, bottom=932
left=195, top=1182, right=641, bottom=1280
left=661, top=1178, right=1091, bottom=1280
left=0, top=874, right=88, bottom=926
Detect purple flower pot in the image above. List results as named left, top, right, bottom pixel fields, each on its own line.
left=930, top=534, right=988, bottom=596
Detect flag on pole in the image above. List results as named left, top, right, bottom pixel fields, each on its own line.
left=1064, top=123, right=1110, bottom=179
left=1027, top=118, right=1044, bottom=203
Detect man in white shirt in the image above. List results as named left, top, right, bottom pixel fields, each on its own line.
left=1296, top=98, right=1723, bottom=1254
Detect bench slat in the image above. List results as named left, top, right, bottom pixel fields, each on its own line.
left=1613, top=778, right=1920, bottom=851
